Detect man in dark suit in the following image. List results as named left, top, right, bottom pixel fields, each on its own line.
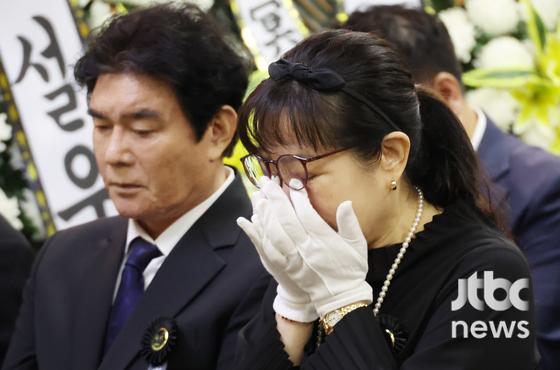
left=3, top=4, right=267, bottom=370
left=0, top=215, right=33, bottom=364
left=343, top=6, right=560, bottom=369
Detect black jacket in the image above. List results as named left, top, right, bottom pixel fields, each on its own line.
left=235, top=201, right=540, bottom=370
left=0, top=215, right=33, bottom=364
left=3, top=175, right=269, bottom=370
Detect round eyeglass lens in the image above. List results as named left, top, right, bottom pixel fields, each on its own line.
left=277, top=156, right=307, bottom=190
left=243, top=155, right=268, bottom=187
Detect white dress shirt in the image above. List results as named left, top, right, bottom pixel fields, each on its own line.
left=471, top=107, right=487, bottom=151
left=113, top=166, right=235, bottom=299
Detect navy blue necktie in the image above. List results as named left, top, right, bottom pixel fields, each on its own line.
left=104, top=237, right=161, bottom=353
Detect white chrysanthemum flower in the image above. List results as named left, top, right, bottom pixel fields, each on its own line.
left=475, top=36, right=534, bottom=69
left=517, top=120, right=555, bottom=150
left=465, top=0, right=520, bottom=36
left=530, top=0, right=560, bottom=30
left=0, top=113, right=13, bottom=153
left=77, top=0, right=92, bottom=7
left=466, top=88, right=520, bottom=131
left=187, top=0, right=214, bottom=10
left=439, top=7, right=476, bottom=63
left=0, top=188, right=22, bottom=230
left=88, top=1, right=113, bottom=30
left=20, top=189, right=46, bottom=239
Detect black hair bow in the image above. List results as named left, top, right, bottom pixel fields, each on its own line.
left=268, top=59, right=346, bottom=92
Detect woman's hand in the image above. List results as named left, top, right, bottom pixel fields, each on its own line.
left=257, top=177, right=373, bottom=318
left=237, top=187, right=318, bottom=323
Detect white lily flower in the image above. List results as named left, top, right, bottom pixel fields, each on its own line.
left=530, top=0, right=560, bottom=30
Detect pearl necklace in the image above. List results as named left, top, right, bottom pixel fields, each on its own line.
left=373, top=186, right=424, bottom=316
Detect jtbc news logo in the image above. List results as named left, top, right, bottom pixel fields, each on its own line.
left=451, top=271, right=529, bottom=339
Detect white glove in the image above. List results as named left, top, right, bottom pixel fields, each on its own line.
left=237, top=187, right=318, bottom=322
left=258, top=177, right=372, bottom=318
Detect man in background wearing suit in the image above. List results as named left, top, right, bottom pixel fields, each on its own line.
left=3, top=4, right=268, bottom=370
left=0, top=215, right=33, bottom=364
left=343, top=6, right=560, bottom=368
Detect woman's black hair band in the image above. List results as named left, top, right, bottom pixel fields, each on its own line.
left=268, top=58, right=401, bottom=132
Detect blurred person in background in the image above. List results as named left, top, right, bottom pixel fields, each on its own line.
left=343, top=6, right=560, bottom=368
left=0, top=214, right=33, bottom=365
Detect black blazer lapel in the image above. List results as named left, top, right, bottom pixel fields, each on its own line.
left=70, top=217, right=127, bottom=370
left=99, top=173, right=250, bottom=370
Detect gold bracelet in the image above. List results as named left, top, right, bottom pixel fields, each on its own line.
left=320, top=302, right=369, bottom=335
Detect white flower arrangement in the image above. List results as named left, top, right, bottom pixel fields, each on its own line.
left=88, top=1, right=112, bottom=29
left=103, top=0, right=214, bottom=11
left=86, top=0, right=216, bottom=29
left=466, top=88, right=520, bottom=131
left=465, top=0, right=520, bottom=36
left=438, top=7, right=476, bottom=63
left=0, top=187, right=22, bottom=230
left=0, top=112, right=13, bottom=153
left=474, top=36, right=534, bottom=69
left=431, top=0, right=560, bottom=154
left=518, top=119, right=556, bottom=149
left=530, top=0, right=560, bottom=30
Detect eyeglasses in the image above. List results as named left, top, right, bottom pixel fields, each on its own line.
left=241, top=147, right=350, bottom=190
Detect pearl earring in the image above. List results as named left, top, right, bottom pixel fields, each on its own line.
left=390, top=179, right=398, bottom=191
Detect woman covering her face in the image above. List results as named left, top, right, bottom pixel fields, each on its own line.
left=235, top=30, right=539, bottom=369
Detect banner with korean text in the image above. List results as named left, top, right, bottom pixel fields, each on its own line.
left=231, top=0, right=309, bottom=71
left=0, top=0, right=116, bottom=233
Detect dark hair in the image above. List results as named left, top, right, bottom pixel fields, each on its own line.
left=342, top=5, right=462, bottom=85
left=74, top=3, right=248, bottom=156
left=238, top=30, right=497, bottom=222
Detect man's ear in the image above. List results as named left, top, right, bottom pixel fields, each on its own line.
left=379, top=131, right=410, bottom=181
left=432, top=72, right=463, bottom=115
left=204, top=105, right=238, bottom=161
